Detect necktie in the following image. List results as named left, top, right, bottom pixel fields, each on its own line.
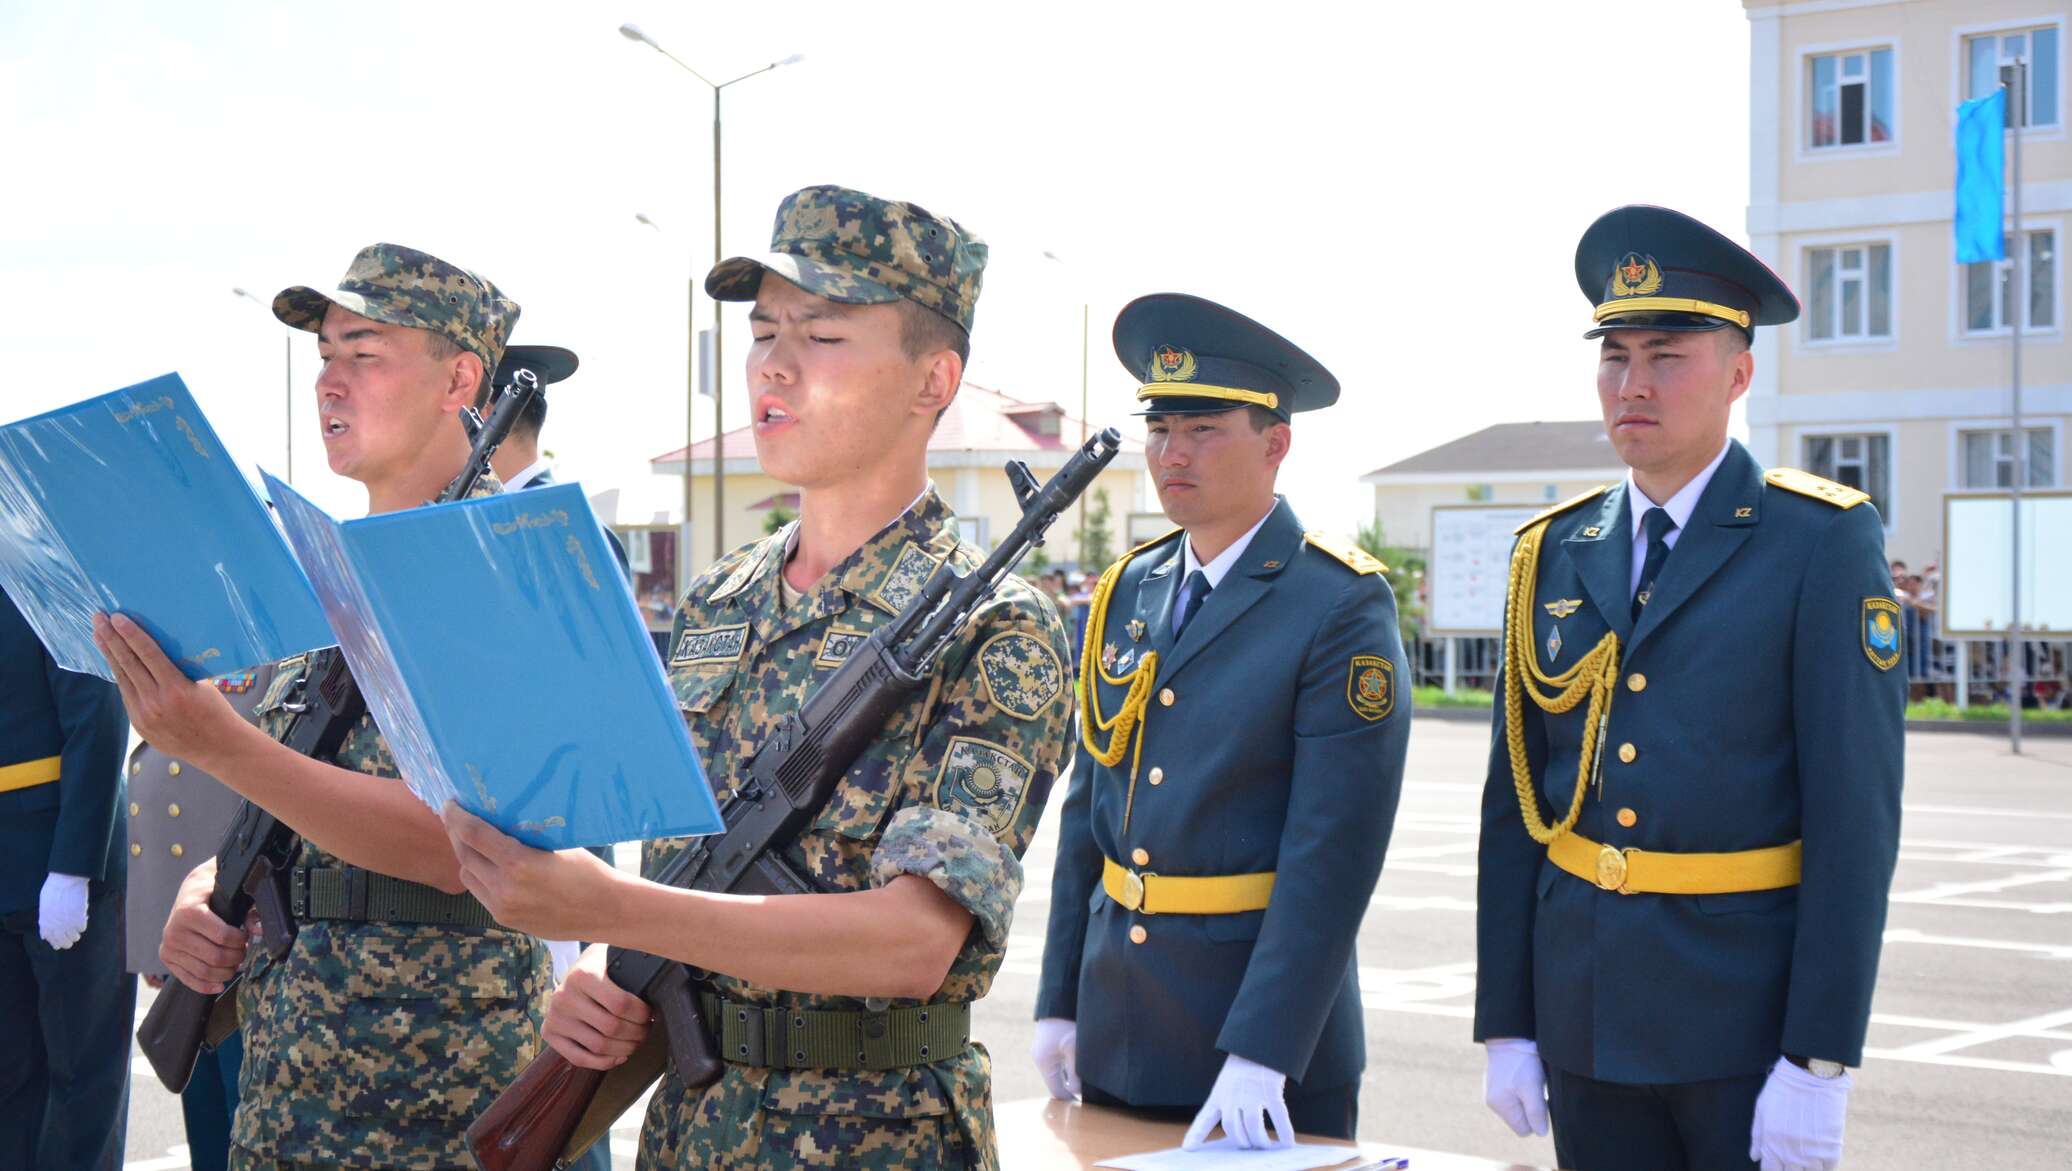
left=1633, top=507, right=1677, bottom=621
left=1176, top=570, right=1213, bottom=635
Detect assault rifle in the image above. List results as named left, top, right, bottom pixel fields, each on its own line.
left=465, top=428, right=1122, bottom=1171
left=135, top=367, right=545, bottom=1093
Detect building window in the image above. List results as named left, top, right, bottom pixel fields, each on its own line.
left=1542, top=484, right=1559, bottom=502
left=1806, top=244, right=1892, bottom=340
left=955, top=516, right=990, bottom=548
left=1960, top=428, right=2055, bottom=488
left=1966, top=27, right=2060, bottom=128
left=1803, top=434, right=1890, bottom=517
left=1809, top=48, right=1894, bottom=147
left=1466, top=484, right=1493, bottom=502
left=1964, top=229, right=2056, bottom=333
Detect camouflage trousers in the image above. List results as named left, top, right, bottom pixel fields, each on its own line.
left=225, top=1146, right=473, bottom=1171
left=636, top=1044, right=997, bottom=1170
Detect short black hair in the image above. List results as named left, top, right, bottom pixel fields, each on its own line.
left=1717, top=326, right=1751, bottom=358
left=894, top=299, right=970, bottom=365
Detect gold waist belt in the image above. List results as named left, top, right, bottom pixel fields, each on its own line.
left=0, top=755, right=61, bottom=794
left=1101, top=856, right=1275, bottom=915
left=1549, top=831, right=1803, bottom=896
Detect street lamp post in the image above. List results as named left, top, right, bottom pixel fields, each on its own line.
left=1043, top=252, right=1092, bottom=568
left=231, top=287, right=293, bottom=482
left=619, top=22, right=802, bottom=568
left=636, top=212, right=701, bottom=593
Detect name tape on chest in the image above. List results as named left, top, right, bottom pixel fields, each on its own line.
left=673, top=622, right=749, bottom=667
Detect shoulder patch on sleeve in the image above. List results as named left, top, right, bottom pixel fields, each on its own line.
left=1304, top=532, right=1387, bottom=574
left=933, top=735, right=1035, bottom=836
left=977, top=629, right=1065, bottom=720
left=1347, top=654, right=1396, bottom=721
left=1765, top=467, right=1868, bottom=509
left=1514, top=484, right=1612, bottom=535
left=1863, top=597, right=1902, bottom=670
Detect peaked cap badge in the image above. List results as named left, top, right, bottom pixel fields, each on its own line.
left=1151, top=344, right=1198, bottom=382
left=1611, top=252, right=1663, bottom=297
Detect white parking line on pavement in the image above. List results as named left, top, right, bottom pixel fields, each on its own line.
left=1882, top=926, right=2072, bottom=959
left=1904, top=803, right=2072, bottom=822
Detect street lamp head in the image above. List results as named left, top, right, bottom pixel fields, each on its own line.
left=618, top=22, right=651, bottom=44
left=634, top=212, right=661, bottom=230
left=775, top=52, right=805, bottom=67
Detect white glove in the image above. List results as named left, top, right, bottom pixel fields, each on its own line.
left=1031, top=1017, right=1079, bottom=1100
left=1750, top=1056, right=1852, bottom=1171
left=1183, top=1053, right=1292, bottom=1150
left=1483, top=1037, right=1550, bottom=1137
left=37, top=873, right=90, bottom=950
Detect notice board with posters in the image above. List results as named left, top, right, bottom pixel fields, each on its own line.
left=1940, top=491, right=2072, bottom=637
left=1427, top=503, right=1540, bottom=636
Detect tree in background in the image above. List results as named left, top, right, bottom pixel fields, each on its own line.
left=1356, top=517, right=1425, bottom=650
left=763, top=505, right=797, bottom=535
left=1080, top=487, right=1115, bottom=571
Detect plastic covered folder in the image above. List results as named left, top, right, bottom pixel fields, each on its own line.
left=0, top=373, right=333, bottom=680
left=263, top=471, right=722, bottom=849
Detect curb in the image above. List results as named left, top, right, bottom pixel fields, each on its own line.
left=1411, top=707, right=2071, bottom=737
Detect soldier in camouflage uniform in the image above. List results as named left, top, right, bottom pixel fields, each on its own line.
left=445, top=185, right=1074, bottom=1170
left=94, top=243, right=552, bottom=1170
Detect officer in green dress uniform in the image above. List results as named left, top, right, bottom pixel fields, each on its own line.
left=1474, top=206, right=1906, bottom=1171
left=1034, top=294, right=1411, bottom=1147
left=94, top=243, right=553, bottom=1171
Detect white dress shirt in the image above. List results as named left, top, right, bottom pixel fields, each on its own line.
left=1625, top=440, right=1731, bottom=595
left=503, top=455, right=553, bottom=492
left=1173, top=503, right=1276, bottom=635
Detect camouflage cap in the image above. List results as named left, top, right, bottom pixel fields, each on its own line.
left=272, top=243, right=518, bottom=376
left=705, top=185, right=987, bottom=333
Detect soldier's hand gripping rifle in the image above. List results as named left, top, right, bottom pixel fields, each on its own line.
left=135, top=369, right=545, bottom=1094
left=466, top=428, right=1123, bottom=1171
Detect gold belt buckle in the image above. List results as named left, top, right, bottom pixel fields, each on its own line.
left=1594, top=845, right=1633, bottom=895
left=1119, top=868, right=1151, bottom=914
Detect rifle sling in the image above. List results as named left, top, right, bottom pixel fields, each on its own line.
left=701, top=991, right=970, bottom=1071
left=290, top=865, right=500, bottom=930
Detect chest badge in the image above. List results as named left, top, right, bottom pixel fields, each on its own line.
left=1101, top=642, right=1120, bottom=671
left=1125, top=618, right=1146, bottom=642
left=1546, top=624, right=1564, bottom=662
left=1542, top=598, right=1582, bottom=619
left=1114, top=649, right=1136, bottom=674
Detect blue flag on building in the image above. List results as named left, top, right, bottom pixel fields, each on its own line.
left=1955, top=88, right=2007, bottom=264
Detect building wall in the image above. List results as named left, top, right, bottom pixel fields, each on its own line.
left=1748, top=0, right=2072, bottom=566
left=1371, top=476, right=1618, bottom=552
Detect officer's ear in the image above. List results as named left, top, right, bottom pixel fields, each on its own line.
left=1719, top=328, right=1754, bottom=408
left=1262, top=419, right=1292, bottom=470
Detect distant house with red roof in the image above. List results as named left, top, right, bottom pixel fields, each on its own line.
left=638, top=383, right=1151, bottom=582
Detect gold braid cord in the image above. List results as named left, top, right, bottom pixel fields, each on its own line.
left=1504, top=519, right=1621, bottom=844
left=1077, top=551, right=1159, bottom=777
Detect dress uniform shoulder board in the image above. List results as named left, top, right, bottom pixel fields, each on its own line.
left=1303, top=532, right=1387, bottom=575
left=1513, top=484, right=1612, bottom=535
left=1764, top=467, right=1868, bottom=509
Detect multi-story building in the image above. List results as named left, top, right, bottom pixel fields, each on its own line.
left=1746, top=0, right=2069, bottom=566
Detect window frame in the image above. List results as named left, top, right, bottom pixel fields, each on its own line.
left=1956, top=222, right=2061, bottom=340
left=1796, top=38, right=1902, bottom=160
left=1798, top=426, right=1898, bottom=529
left=1951, top=423, right=2062, bottom=491
left=1801, top=238, right=1898, bottom=346
left=1954, top=16, right=2068, bottom=141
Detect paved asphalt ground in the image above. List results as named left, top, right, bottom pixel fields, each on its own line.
left=120, top=722, right=2072, bottom=1169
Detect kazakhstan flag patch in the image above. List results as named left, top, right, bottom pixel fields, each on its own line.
left=1862, top=597, right=1902, bottom=671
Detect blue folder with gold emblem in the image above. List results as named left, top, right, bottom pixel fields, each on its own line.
left=262, top=471, right=720, bottom=849
left=0, top=373, right=334, bottom=681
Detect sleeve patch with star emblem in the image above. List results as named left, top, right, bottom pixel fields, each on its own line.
left=933, top=736, right=1035, bottom=836
left=976, top=630, right=1065, bottom=720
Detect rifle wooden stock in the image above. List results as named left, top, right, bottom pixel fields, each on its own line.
left=135, top=979, right=214, bottom=1093
left=464, top=1049, right=607, bottom=1171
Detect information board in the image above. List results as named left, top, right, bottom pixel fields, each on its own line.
left=1428, top=504, right=1540, bottom=635
left=1940, top=491, right=2072, bottom=636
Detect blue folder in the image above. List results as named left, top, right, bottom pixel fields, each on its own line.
left=263, top=471, right=721, bottom=849
left=0, top=373, right=334, bottom=680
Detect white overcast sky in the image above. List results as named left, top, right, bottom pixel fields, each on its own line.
left=1, top=0, right=1751, bottom=537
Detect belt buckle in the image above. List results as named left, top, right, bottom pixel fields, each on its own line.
left=1120, top=868, right=1150, bottom=914
left=1593, top=846, right=1633, bottom=895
